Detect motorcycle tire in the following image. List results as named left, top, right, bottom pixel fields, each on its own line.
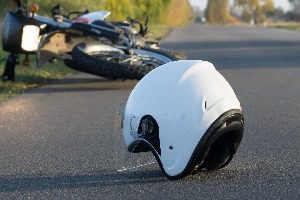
left=64, top=43, right=179, bottom=80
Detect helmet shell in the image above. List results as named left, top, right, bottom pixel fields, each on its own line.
left=123, top=60, right=241, bottom=177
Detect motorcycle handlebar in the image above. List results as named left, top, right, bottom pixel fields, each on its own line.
left=51, top=4, right=89, bottom=20
left=127, top=17, right=149, bottom=37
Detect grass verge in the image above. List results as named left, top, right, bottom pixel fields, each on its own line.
left=148, top=24, right=172, bottom=40
left=268, top=22, right=300, bottom=31
left=0, top=53, right=74, bottom=102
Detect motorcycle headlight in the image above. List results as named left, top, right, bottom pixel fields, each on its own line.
left=21, top=25, right=41, bottom=52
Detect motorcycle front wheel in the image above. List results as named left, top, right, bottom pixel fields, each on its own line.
left=64, top=43, right=179, bottom=80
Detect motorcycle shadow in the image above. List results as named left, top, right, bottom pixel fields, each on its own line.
left=27, top=74, right=138, bottom=94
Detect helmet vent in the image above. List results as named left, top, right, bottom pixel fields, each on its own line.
left=204, top=100, right=207, bottom=110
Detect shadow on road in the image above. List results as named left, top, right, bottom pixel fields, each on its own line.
left=0, top=168, right=256, bottom=193
left=0, top=170, right=166, bottom=192
left=45, top=77, right=111, bottom=85
left=163, top=40, right=300, bottom=69
left=163, top=40, right=300, bottom=50
left=26, top=78, right=137, bottom=94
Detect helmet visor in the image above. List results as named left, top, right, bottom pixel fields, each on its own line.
left=113, top=104, right=157, bottom=174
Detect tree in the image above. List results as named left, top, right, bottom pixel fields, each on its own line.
left=287, top=0, right=300, bottom=21
left=234, top=0, right=274, bottom=24
left=235, top=0, right=259, bottom=24
left=0, top=0, right=17, bottom=16
left=263, top=0, right=274, bottom=13
left=289, top=0, right=300, bottom=11
left=104, top=0, right=172, bottom=22
left=205, top=0, right=231, bottom=24
left=0, top=0, right=191, bottom=26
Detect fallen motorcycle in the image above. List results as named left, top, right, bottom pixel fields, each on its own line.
left=1, top=0, right=184, bottom=81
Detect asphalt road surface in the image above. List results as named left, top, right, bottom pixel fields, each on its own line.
left=1, top=24, right=300, bottom=199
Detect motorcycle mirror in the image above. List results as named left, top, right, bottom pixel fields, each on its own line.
left=21, top=25, right=41, bottom=51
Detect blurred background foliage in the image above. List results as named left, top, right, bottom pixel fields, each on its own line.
left=205, top=0, right=275, bottom=24
left=0, top=0, right=192, bottom=26
left=200, top=0, right=300, bottom=24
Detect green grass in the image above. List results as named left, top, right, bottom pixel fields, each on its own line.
left=148, top=24, right=172, bottom=40
left=0, top=19, right=75, bottom=102
left=269, top=22, right=300, bottom=31
left=0, top=52, right=75, bottom=102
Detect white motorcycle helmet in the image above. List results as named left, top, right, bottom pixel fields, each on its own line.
left=116, top=60, right=244, bottom=180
